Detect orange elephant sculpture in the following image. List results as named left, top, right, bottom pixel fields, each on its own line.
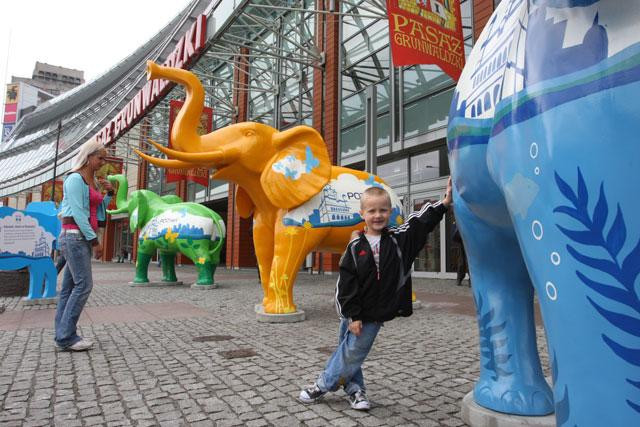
left=136, top=61, right=404, bottom=314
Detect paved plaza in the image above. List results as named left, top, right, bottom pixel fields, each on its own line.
left=0, top=262, right=549, bottom=426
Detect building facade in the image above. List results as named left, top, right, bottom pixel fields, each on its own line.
left=0, top=0, right=498, bottom=279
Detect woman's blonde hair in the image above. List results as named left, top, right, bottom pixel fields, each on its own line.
left=71, top=138, right=105, bottom=172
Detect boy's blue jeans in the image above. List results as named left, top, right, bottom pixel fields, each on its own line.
left=316, top=318, right=382, bottom=395
left=54, top=232, right=93, bottom=348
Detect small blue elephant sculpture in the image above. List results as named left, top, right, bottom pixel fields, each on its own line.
left=0, top=202, right=61, bottom=300
left=448, top=0, right=639, bottom=424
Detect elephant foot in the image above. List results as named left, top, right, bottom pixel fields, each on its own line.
left=162, top=275, right=178, bottom=283
left=262, top=299, right=298, bottom=314
left=474, top=379, right=554, bottom=416
left=133, top=278, right=149, bottom=284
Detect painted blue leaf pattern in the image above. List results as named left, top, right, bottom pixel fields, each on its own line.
left=554, top=172, right=579, bottom=207
left=557, top=226, right=603, bottom=246
left=554, top=168, right=640, bottom=413
left=621, top=237, right=640, bottom=289
left=588, top=297, right=640, bottom=338
left=566, top=245, right=618, bottom=278
left=577, top=272, right=640, bottom=312
left=606, top=205, right=626, bottom=259
left=592, top=183, right=608, bottom=233
left=601, top=335, right=640, bottom=367
left=553, top=205, right=584, bottom=223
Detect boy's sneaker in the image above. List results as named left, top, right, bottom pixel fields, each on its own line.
left=348, top=390, right=370, bottom=410
left=298, top=383, right=326, bottom=403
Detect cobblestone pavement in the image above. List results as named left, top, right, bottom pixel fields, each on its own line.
left=0, top=262, right=549, bottom=426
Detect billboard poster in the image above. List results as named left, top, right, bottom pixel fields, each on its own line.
left=95, top=156, right=123, bottom=210
left=2, top=83, right=19, bottom=142
left=386, top=0, right=466, bottom=81
left=41, top=180, right=64, bottom=206
left=166, top=99, right=211, bottom=187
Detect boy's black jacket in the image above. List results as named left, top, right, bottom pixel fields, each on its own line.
left=335, top=201, right=447, bottom=323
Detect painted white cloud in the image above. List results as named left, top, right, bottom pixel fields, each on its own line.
left=271, top=154, right=309, bottom=181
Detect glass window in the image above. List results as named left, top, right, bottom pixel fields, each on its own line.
left=341, top=123, right=365, bottom=158
left=403, top=65, right=453, bottom=104
left=413, top=196, right=441, bottom=272
left=403, top=88, right=454, bottom=138
left=377, top=159, right=408, bottom=188
left=411, top=151, right=440, bottom=182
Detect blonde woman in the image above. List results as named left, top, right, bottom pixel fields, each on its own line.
left=55, top=138, right=113, bottom=351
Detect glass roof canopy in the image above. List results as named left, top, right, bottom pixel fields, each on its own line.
left=0, top=0, right=388, bottom=198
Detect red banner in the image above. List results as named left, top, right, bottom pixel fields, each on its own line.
left=166, top=99, right=211, bottom=187
left=386, top=0, right=465, bottom=81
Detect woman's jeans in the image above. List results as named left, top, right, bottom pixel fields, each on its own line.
left=54, top=232, right=93, bottom=348
left=316, top=319, right=382, bottom=395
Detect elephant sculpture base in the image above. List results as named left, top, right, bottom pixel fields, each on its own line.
left=255, top=304, right=306, bottom=323
left=461, top=392, right=555, bottom=427
left=191, top=283, right=218, bottom=290
left=22, top=297, right=58, bottom=306
left=128, top=281, right=184, bottom=287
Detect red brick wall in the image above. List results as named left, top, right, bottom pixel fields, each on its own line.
left=226, top=48, right=257, bottom=268
left=473, top=0, right=495, bottom=41
left=311, top=0, right=341, bottom=273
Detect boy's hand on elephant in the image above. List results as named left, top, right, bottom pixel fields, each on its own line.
left=443, top=177, right=453, bottom=207
left=348, top=320, right=362, bottom=336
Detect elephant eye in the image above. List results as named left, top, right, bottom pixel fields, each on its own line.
left=245, top=130, right=255, bottom=137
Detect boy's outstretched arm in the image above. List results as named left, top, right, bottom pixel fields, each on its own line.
left=390, top=177, right=452, bottom=270
left=443, top=177, right=453, bottom=208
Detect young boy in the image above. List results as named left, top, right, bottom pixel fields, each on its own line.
left=298, top=178, right=452, bottom=410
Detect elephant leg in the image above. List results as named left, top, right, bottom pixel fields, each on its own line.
left=134, top=250, right=153, bottom=283
left=42, top=262, right=58, bottom=298
left=26, top=268, right=44, bottom=300
left=159, top=251, right=177, bottom=282
left=454, top=193, right=553, bottom=415
left=265, top=226, right=322, bottom=314
left=253, top=221, right=275, bottom=308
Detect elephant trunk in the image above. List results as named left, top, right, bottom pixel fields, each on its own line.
left=107, top=174, right=129, bottom=214
left=147, top=61, right=204, bottom=153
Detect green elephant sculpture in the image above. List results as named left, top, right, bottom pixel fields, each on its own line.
left=106, top=174, right=225, bottom=288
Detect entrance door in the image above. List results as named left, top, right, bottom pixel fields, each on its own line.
left=410, top=191, right=456, bottom=279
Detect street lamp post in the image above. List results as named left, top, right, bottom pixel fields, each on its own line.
left=50, top=121, right=62, bottom=203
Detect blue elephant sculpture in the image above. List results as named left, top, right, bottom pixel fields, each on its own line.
left=0, top=202, right=61, bottom=300
left=448, top=0, right=639, bottom=424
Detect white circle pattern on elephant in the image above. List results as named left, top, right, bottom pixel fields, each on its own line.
left=534, top=166, right=540, bottom=175
left=550, top=252, right=561, bottom=265
left=545, top=281, right=557, bottom=301
left=531, top=220, right=543, bottom=240
left=529, top=142, right=539, bottom=159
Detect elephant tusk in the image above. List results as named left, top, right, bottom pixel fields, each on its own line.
left=147, top=139, right=225, bottom=164
left=134, top=149, right=204, bottom=169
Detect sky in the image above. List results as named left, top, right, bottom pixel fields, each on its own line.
left=0, top=0, right=192, bottom=86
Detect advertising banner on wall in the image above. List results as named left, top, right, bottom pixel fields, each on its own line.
left=96, top=156, right=123, bottom=210
left=166, top=99, right=211, bottom=187
left=2, top=84, right=19, bottom=141
left=386, top=0, right=465, bottom=81
left=41, top=180, right=63, bottom=205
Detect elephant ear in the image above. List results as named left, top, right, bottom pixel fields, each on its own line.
left=129, top=193, right=149, bottom=232
left=235, top=185, right=254, bottom=218
left=260, top=126, right=331, bottom=209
